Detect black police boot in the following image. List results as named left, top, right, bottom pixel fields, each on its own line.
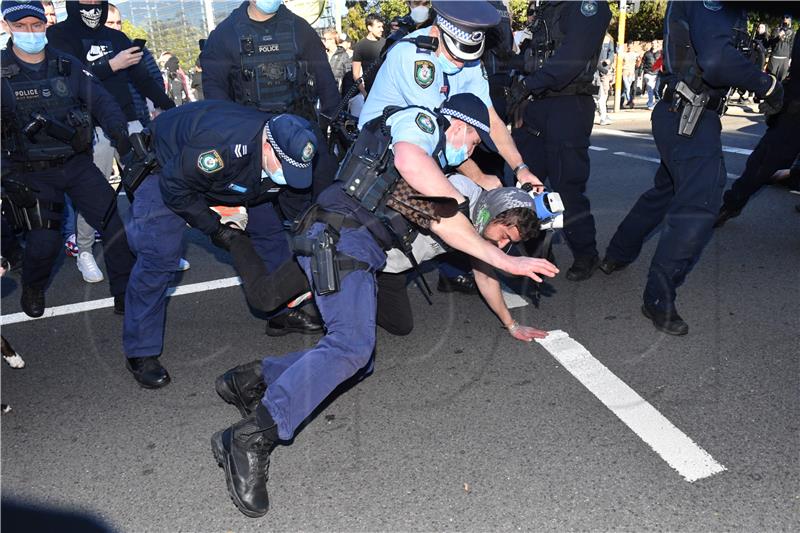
left=713, top=204, right=742, bottom=228
left=126, top=356, right=171, bottom=389
left=436, top=273, right=478, bottom=294
left=216, top=360, right=267, bottom=417
left=641, top=303, right=689, bottom=336
left=20, top=285, right=45, bottom=318
left=599, top=256, right=631, bottom=275
left=265, top=309, right=323, bottom=337
left=113, top=294, right=125, bottom=315
left=566, top=255, right=600, bottom=282
left=211, top=404, right=278, bottom=518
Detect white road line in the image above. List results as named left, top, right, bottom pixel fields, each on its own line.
left=594, top=128, right=753, bottom=156
left=1, top=276, right=242, bottom=326
left=589, top=146, right=608, bottom=151
left=610, top=151, right=737, bottom=179
left=535, top=330, right=727, bottom=483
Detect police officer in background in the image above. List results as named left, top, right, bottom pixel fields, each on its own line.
left=506, top=0, right=612, bottom=281
left=0, top=0, right=134, bottom=318
left=199, top=0, right=340, bottom=334
left=599, top=0, right=784, bottom=336
left=122, top=100, right=321, bottom=388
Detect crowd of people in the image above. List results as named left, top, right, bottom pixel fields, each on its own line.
left=1, top=0, right=797, bottom=521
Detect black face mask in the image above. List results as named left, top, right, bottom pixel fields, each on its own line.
left=68, top=1, right=109, bottom=30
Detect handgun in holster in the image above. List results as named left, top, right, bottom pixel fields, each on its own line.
left=120, top=130, right=158, bottom=201
left=310, top=225, right=340, bottom=296
left=674, top=80, right=709, bottom=138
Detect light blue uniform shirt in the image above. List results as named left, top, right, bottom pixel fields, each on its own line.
left=358, top=28, right=493, bottom=129
left=385, top=106, right=441, bottom=158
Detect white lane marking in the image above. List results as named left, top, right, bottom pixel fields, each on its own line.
left=589, top=146, right=608, bottom=151
left=535, top=330, right=727, bottom=483
left=593, top=128, right=753, bottom=156
left=501, top=282, right=529, bottom=309
left=610, top=151, right=737, bottom=179
left=1, top=276, right=242, bottom=326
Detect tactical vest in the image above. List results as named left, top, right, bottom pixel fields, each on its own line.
left=521, top=1, right=600, bottom=96
left=1, top=58, right=93, bottom=162
left=232, top=14, right=315, bottom=120
left=331, top=106, right=448, bottom=250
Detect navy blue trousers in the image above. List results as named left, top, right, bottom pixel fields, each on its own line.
left=122, top=174, right=292, bottom=358
left=605, top=101, right=726, bottom=311
left=512, top=95, right=598, bottom=259
left=13, top=153, right=133, bottom=294
left=261, top=223, right=386, bottom=440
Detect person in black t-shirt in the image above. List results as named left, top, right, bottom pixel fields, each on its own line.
left=352, top=13, right=385, bottom=97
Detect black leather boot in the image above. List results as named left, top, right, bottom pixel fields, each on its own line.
left=215, top=360, right=267, bottom=417
left=265, top=309, right=322, bottom=336
left=566, top=255, right=600, bottom=282
left=20, top=285, right=45, bottom=318
left=211, top=405, right=278, bottom=518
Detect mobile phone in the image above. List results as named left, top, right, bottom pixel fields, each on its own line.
left=132, top=38, right=147, bottom=51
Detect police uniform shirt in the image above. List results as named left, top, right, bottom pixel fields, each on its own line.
left=151, top=101, right=280, bottom=235
left=383, top=174, right=482, bottom=273
left=358, top=28, right=492, bottom=128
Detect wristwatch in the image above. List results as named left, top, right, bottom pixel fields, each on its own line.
left=513, top=163, right=529, bottom=177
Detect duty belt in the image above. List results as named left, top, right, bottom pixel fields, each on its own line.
left=660, top=86, right=725, bottom=115
left=9, top=156, right=75, bottom=172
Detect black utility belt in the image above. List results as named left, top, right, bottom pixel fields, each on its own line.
left=10, top=154, right=78, bottom=172
left=661, top=86, right=725, bottom=115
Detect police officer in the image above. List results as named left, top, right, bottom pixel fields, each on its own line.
left=208, top=94, right=559, bottom=518
left=599, top=0, right=784, bottom=336
left=199, top=0, right=340, bottom=333
left=122, top=100, right=321, bottom=388
left=0, top=0, right=134, bottom=318
left=716, top=29, right=800, bottom=227
left=506, top=0, right=611, bottom=281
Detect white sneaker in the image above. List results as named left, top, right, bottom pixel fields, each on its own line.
left=77, top=252, right=104, bottom=283
left=599, top=118, right=612, bottom=126
left=177, top=258, right=191, bottom=271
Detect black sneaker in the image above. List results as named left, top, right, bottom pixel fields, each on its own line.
left=641, top=303, right=689, bottom=336
left=265, top=309, right=323, bottom=337
left=436, top=274, right=478, bottom=294
left=20, top=286, right=45, bottom=318
left=566, top=255, right=600, bottom=282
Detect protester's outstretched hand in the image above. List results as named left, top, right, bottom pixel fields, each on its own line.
left=507, top=322, right=548, bottom=342
left=505, top=256, right=559, bottom=283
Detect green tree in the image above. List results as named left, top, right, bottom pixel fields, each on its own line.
left=609, top=0, right=666, bottom=42
left=343, top=2, right=368, bottom=41
left=508, top=0, right=528, bottom=31
left=376, top=0, right=409, bottom=23
left=121, top=20, right=148, bottom=42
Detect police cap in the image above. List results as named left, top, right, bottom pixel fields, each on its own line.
left=1, top=1, right=46, bottom=22
left=439, top=93, right=496, bottom=153
left=264, top=114, right=317, bottom=190
left=432, top=0, right=501, bottom=61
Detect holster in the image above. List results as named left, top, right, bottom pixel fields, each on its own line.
left=120, top=130, right=158, bottom=201
left=1, top=178, right=63, bottom=231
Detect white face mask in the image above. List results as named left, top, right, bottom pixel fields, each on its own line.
left=79, top=6, right=103, bottom=28
left=410, top=6, right=430, bottom=24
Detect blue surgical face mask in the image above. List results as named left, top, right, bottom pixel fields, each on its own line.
left=444, top=126, right=468, bottom=167
left=263, top=148, right=287, bottom=185
left=435, top=50, right=463, bottom=75
left=255, top=0, right=282, bottom=14
left=13, top=31, right=47, bottom=54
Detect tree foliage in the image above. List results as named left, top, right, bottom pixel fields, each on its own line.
left=121, top=20, right=148, bottom=42
left=609, top=0, right=667, bottom=42
left=342, top=2, right=368, bottom=41
left=343, top=0, right=409, bottom=41
left=508, top=0, right=529, bottom=31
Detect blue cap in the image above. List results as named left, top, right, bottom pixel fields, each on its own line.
left=264, top=114, right=317, bottom=190
left=439, top=93, right=497, bottom=153
left=1, top=1, right=46, bottom=22
left=433, top=0, right=500, bottom=60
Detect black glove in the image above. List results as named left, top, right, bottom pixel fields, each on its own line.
left=210, top=223, right=247, bottom=251
left=114, top=132, right=132, bottom=158
left=759, top=76, right=784, bottom=116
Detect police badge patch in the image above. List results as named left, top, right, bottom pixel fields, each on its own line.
left=580, top=0, right=598, bottom=17
left=197, top=150, right=224, bottom=173
left=52, top=78, right=69, bottom=97
left=414, top=60, right=435, bottom=89
left=301, top=141, right=316, bottom=162
left=415, top=112, right=435, bottom=133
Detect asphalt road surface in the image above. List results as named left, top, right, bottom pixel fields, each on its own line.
left=2, top=105, right=798, bottom=532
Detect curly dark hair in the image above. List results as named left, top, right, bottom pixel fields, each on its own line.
left=491, top=207, right=541, bottom=241
left=365, top=13, right=384, bottom=29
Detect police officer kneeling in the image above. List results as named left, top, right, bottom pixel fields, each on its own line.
left=1, top=0, right=135, bottom=318
left=122, top=100, right=321, bottom=389
left=208, top=94, right=559, bottom=518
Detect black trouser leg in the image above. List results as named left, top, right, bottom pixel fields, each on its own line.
left=376, top=271, right=413, bottom=336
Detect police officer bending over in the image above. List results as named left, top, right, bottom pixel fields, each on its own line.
left=208, top=93, right=559, bottom=518
left=599, top=0, right=784, bottom=335
left=0, top=0, right=135, bottom=318
left=199, top=0, right=340, bottom=333
left=121, top=100, right=320, bottom=389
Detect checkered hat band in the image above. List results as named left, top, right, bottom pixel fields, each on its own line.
left=436, top=15, right=484, bottom=44
left=265, top=124, right=310, bottom=169
left=2, top=4, right=46, bottom=17
left=439, top=109, right=490, bottom=134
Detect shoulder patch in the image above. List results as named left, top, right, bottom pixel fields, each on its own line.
left=580, top=0, right=598, bottom=17
left=415, top=112, right=435, bottom=134
left=703, top=0, right=722, bottom=11
left=197, top=150, right=224, bottom=173
left=414, top=60, right=435, bottom=89
left=301, top=141, right=316, bottom=162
